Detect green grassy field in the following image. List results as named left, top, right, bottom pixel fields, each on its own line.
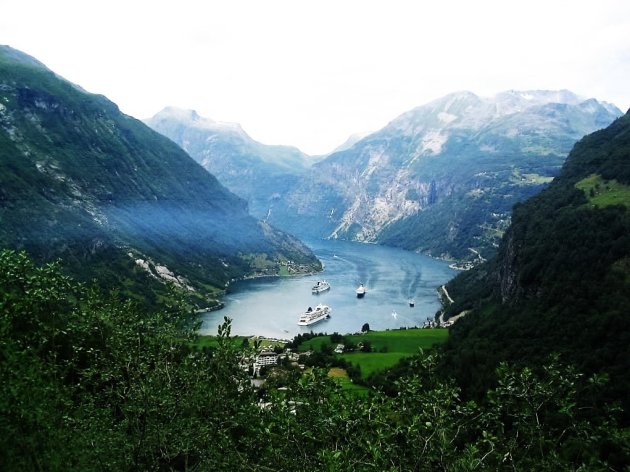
left=576, top=174, right=630, bottom=208
left=347, top=328, right=448, bottom=352
left=328, top=367, right=369, bottom=395
left=339, top=352, right=411, bottom=377
left=195, top=328, right=448, bottom=380
left=298, top=328, right=448, bottom=353
left=189, top=335, right=243, bottom=350
left=340, top=329, right=448, bottom=378
left=300, top=328, right=449, bottom=378
left=191, top=335, right=285, bottom=351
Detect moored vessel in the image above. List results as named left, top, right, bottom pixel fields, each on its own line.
left=312, top=280, right=331, bottom=294
left=298, top=304, right=331, bottom=326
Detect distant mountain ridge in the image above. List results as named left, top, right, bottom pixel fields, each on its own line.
left=146, top=107, right=317, bottom=217
left=269, top=90, right=622, bottom=263
left=330, top=131, right=372, bottom=154
left=0, top=45, right=320, bottom=308
left=147, top=90, right=621, bottom=264
left=149, top=90, right=621, bottom=265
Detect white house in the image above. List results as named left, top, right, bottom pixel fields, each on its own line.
left=256, top=351, right=278, bottom=366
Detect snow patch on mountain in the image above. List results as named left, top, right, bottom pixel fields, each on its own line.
left=419, top=130, right=448, bottom=155
left=438, top=112, right=458, bottom=124
left=152, top=106, right=248, bottom=138
left=362, top=147, right=389, bottom=177
left=331, top=131, right=372, bottom=153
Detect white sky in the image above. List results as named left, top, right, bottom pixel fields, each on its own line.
left=2, top=0, right=629, bottom=155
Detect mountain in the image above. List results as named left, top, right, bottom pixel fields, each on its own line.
left=0, top=45, right=321, bottom=308
left=268, top=91, right=622, bottom=264
left=145, top=107, right=317, bottom=218
left=440, top=110, right=630, bottom=417
left=330, top=131, right=372, bottom=154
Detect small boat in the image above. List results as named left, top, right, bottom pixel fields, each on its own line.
left=312, top=280, right=331, bottom=294
left=297, top=304, right=331, bottom=326
left=408, top=298, right=415, bottom=307
left=356, top=283, right=366, bottom=298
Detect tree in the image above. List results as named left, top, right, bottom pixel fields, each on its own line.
left=361, top=322, right=370, bottom=333
left=1, top=250, right=625, bottom=470
left=0, top=251, right=262, bottom=471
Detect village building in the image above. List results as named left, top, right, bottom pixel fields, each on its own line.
left=256, top=351, right=278, bottom=366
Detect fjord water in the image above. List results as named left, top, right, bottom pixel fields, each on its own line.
left=199, top=239, right=457, bottom=338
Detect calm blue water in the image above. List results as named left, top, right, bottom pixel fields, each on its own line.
left=199, top=239, right=456, bottom=338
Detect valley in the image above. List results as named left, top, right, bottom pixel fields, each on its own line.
left=1, top=42, right=629, bottom=471
left=148, top=91, right=622, bottom=268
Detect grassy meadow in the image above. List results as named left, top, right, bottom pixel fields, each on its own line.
left=576, top=174, right=630, bottom=208
left=300, top=328, right=449, bottom=378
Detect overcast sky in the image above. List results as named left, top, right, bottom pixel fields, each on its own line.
left=2, top=0, right=629, bottom=154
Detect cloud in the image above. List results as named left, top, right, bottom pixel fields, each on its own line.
left=2, top=0, right=629, bottom=154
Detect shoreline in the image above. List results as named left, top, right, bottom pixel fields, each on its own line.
left=199, top=239, right=456, bottom=337
left=196, top=266, right=322, bottom=315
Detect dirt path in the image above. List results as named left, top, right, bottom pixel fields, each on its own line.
left=438, top=285, right=468, bottom=325
left=440, top=284, right=454, bottom=304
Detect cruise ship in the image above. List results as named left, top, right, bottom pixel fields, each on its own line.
left=312, top=280, right=331, bottom=294
left=298, top=304, right=331, bottom=326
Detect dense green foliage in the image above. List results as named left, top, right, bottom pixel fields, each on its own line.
left=441, top=112, right=630, bottom=422
left=0, top=250, right=259, bottom=470
left=0, top=46, right=320, bottom=310
left=1, top=250, right=627, bottom=471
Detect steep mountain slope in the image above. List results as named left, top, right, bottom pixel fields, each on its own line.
left=441, top=111, right=630, bottom=416
left=0, top=45, right=320, bottom=308
left=145, top=107, right=316, bottom=217
left=270, top=91, right=621, bottom=264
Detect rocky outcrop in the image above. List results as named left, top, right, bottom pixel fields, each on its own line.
left=270, top=91, right=622, bottom=264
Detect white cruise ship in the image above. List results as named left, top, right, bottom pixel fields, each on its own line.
left=312, top=280, right=331, bottom=294
left=297, top=304, right=331, bottom=326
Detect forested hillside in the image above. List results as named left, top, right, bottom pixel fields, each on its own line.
left=1, top=250, right=626, bottom=471
left=0, top=46, right=320, bottom=309
left=441, top=111, right=630, bottom=420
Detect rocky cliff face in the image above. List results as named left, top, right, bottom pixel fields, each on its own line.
left=146, top=91, right=621, bottom=266
left=497, top=227, right=519, bottom=303
left=270, top=90, right=622, bottom=263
